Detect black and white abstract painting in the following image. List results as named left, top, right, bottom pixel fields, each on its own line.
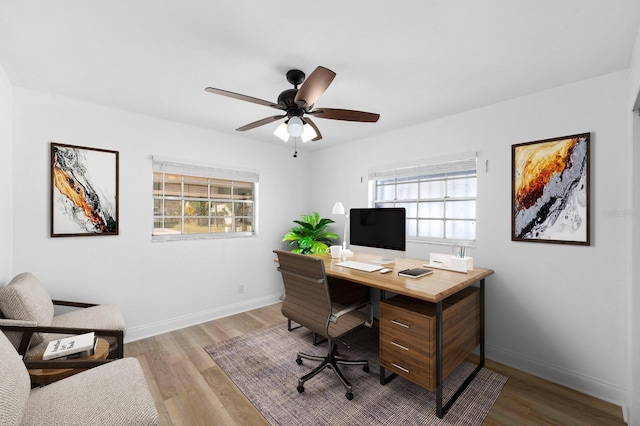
left=50, top=143, right=119, bottom=237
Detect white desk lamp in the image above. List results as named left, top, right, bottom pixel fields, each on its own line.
left=332, top=202, right=352, bottom=255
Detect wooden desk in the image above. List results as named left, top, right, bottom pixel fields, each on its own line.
left=315, top=252, right=494, bottom=418
left=28, top=337, right=110, bottom=386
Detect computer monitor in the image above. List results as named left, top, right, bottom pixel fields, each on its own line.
left=349, top=208, right=406, bottom=261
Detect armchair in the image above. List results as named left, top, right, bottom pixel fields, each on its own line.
left=0, top=272, right=126, bottom=360
left=0, top=329, right=158, bottom=426
left=274, top=250, right=372, bottom=400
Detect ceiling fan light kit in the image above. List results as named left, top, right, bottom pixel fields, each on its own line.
left=286, top=116, right=304, bottom=137
left=205, top=65, right=380, bottom=147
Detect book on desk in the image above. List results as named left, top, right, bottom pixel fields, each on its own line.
left=398, top=267, right=434, bottom=279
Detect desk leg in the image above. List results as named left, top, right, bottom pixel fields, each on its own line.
left=435, top=300, right=444, bottom=417
left=435, top=278, right=485, bottom=419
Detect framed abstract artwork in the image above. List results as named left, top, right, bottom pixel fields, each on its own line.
left=511, top=133, right=590, bottom=245
left=50, top=142, right=119, bottom=237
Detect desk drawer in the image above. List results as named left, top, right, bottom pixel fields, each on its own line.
left=379, top=288, right=480, bottom=391
left=380, top=342, right=431, bottom=389
left=380, top=329, right=430, bottom=358
left=380, top=301, right=431, bottom=341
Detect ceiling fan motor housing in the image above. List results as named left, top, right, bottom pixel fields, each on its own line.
left=205, top=65, right=379, bottom=142
left=286, top=69, right=305, bottom=87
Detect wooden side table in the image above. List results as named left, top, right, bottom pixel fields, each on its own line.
left=28, top=337, right=110, bottom=386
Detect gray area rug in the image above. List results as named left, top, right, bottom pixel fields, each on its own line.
left=204, top=322, right=507, bottom=425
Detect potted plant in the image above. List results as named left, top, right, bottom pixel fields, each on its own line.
left=282, top=212, right=338, bottom=254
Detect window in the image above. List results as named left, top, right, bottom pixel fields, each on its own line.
left=369, top=153, right=477, bottom=244
left=152, top=157, right=258, bottom=241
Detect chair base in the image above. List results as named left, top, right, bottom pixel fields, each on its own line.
left=295, top=343, right=369, bottom=400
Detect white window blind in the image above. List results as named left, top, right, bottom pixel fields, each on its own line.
left=152, top=156, right=259, bottom=183
left=368, top=152, right=477, bottom=181
left=369, top=152, right=477, bottom=244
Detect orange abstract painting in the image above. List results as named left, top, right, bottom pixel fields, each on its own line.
left=512, top=133, right=589, bottom=245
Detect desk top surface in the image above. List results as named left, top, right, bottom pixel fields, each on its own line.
left=316, top=252, right=493, bottom=303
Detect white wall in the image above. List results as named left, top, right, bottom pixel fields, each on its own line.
left=0, top=63, right=12, bottom=283
left=628, top=23, right=640, bottom=426
left=311, top=71, right=631, bottom=407
left=10, top=87, right=311, bottom=340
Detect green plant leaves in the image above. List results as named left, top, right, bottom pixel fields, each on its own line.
left=282, top=212, right=337, bottom=255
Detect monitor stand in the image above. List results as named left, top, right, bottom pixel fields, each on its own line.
left=349, top=245, right=406, bottom=264
left=369, top=257, right=396, bottom=265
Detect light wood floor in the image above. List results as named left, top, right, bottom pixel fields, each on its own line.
left=125, top=303, right=626, bottom=426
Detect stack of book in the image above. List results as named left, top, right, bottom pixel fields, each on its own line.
left=42, top=332, right=98, bottom=360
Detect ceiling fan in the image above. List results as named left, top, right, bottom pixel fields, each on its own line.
left=205, top=66, right=380, bottom=143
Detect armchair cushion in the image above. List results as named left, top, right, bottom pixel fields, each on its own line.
left=0, top=326, right=30, bottom=426
left=0, top=273, right=54, bottom=346
left=51, top=304, right=126, bottom=333
left=23, top=358, right=158, bottom=426
left=0, top=328, right=158, bottom=426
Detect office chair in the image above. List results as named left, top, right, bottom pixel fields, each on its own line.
left=273, top=250, right=372, bottom=400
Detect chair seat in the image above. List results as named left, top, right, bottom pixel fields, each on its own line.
left=327, top=305, right=368, bottom=340
left=22, top=358, right=158, bottom=426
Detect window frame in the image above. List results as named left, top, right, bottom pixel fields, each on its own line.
left=369, top=153, right=477, bottom=246
left=152, top=157, right=259, bottom=242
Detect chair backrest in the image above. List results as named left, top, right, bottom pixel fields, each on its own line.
left=274, top=250, right=332, bottom=337
left=0, top=329, right=30, bottom=426
left=0, top=273, right=55, bottom=347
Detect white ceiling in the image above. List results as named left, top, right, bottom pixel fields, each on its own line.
left=1, top=1, right=639, bottom=151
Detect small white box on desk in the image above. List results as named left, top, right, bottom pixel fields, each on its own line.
left=450, top=256, right=473, bottom=272
left=427, top=252, right=473, bottom=273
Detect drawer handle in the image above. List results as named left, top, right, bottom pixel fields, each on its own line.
left=391, top=319, right=410, bottom=328
left=391, top=341, right=410, bottom=351
left=391, top=363, right=410, bottom=373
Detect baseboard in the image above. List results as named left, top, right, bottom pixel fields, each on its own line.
left=487, top=343, right=627, bottom=413
left=124, top=293, right=283, bottom=343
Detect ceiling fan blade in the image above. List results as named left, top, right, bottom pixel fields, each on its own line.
left=294, top=66, right=336, bottom=108
left=236, top=115, right=286, bottom=131
left=205, top=87, right=284, bottom=110
left=309, top=108, right=380, bottom=122
left=303, top=117, right=323, bottom=141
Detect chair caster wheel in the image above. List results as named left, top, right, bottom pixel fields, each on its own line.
left=297, top=385, right=305, bottom=393
left=345, top=392, right=354, bottom=400
left=296, top=358, right=302, bottom=365
left=363, top=366, right=370, bottom=373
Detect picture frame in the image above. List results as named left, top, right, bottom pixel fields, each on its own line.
left=50, top=142, right=119, bottom=237
left=511, top=133, right=590, bottom=245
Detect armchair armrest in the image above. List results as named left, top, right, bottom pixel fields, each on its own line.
left=0, top=318, right=37, bottom=327
left=0, top=323, right=124, bottom=359
left=52, top=299, right=98, bottom=308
